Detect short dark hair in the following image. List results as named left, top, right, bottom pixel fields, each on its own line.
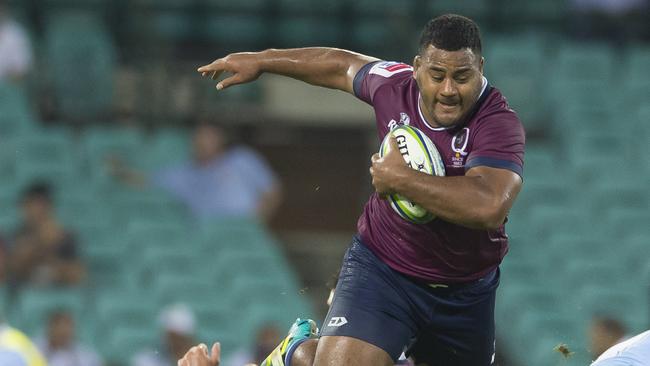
left=419, top=14, right=482, bottom=55
left=21, top=181, right=53, bottom=204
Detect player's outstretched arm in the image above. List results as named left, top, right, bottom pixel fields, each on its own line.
left=198, top=48, right=379, bottom=94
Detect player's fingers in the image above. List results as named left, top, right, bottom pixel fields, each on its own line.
left=197, top=58, right=225, bottom=73
left=370, top=153, right=381, bottom=164
left=387, top=136, right=399, bottom=152
left=198, top=343, right=208, bottom=355
left=216, top=74, right=244, bottom=90
left=210, top=342, right=221, bottom=364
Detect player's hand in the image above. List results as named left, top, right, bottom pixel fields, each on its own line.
left=369, top=136, right=410, bottom=196
left=178, top=342, right=220, bottom=366
left=198, top=53, right=262, bottom=90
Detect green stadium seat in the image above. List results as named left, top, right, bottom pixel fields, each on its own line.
left=274, top=16, right=343, bottom=47
left=13, top=128, right=80, bottom=188
left=44, top=12, right=116, bottom=120
left=103, top=325, right=158, bottom=364
left=526, top=206, right=590, bottom=242
left=351, top=19, right=407, bottom=58
left=142, top=128, right=190, bottom=170
left=493, top=0, right=567, bottom=23
left=562, top=260, right=625, bottom=297
left=204, top=15, right=269, bottom=47
left=350, top=0, right=416, bottom=17
left=426, top=0, right=488, bottom=20
left=570, top=285, right=646, bottom=332
left=13, top=287, right=87, bottom=337
left=554, top=42, right=614, bottom=83
left=153, top=272, right=220, bottom=307
left=276, top=0, right=343, bottom=15
left=622, top=234, right=650, bottom=276
left=81, top=127, right=144, bottom=186
left=205, top=0, right=267, bottom=12
left=626, top=45, right=650, bottom=78
left=0, top=83, right=38, bottom=136
left=605, top=208, right=650, bottom=240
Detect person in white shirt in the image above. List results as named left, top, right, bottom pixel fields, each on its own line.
left=35, top=310, right=102, bottom=366
left=591, top=330, right=650, bottom=366
left=0, top=0, right=32, bottom=82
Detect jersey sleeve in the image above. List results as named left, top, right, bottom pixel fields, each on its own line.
left=465, top=112, right=525, bottom=178
left=353, top=61, right=413, bottom=105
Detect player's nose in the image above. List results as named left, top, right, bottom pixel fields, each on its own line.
left=439, top=78, right=458, bottom=97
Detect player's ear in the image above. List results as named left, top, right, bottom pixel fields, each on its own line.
left=413, top=55, right=421, bottom=76
left=479, top=56, right=484, bottom=74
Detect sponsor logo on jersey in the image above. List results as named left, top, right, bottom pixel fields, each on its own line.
left=370, top=62, right=413, bottom=78
left=388, top=112, right=411, bottom=130
left=327, top=317, right=348, bottom=327
left=451, top=127, right=470, bottom=168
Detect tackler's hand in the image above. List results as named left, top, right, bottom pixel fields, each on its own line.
left=178, top=342, right=221, bottom=366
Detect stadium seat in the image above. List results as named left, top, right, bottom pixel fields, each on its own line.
left=205, top=0, right=267, bottom=12
left=569, top=285, right=646, bottom=332
left=103, top=325, right=158, bottom=364
left=204, top=14, right=269, bottom=48
left=625, top=45, right=650, bottom=79
left=426, top=0, right=488, bottom=20
left=349, top=0, right=416, bottom=17
left=273, top=16, right=343, bottom=47
left=141, top=128, right=190, bottom=171
left=13, top=287, right=87, bottom=337
left=276, top=0, right=343, bottom=15
left=0, top=83, right=37, bottom=136
left=44, top=11, right=116, bottom=120
left=605, top=208, right=650, bottom=240
left=553, top=42, right=614, bottom=84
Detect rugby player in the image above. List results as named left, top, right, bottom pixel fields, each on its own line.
left=186, top=14, right=525, bottom=366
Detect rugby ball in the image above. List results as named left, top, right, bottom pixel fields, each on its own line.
left=379, top=125, right=446, bottom=224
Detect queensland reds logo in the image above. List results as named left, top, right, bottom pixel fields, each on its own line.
left=451, top=127, right=470, bottom=157
left=451, top=128, right=470, bottom=168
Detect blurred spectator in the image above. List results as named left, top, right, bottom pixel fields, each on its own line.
left=223, top=323, right=282, bottom=366
left=7, top=182, right=85, bottom=287
left=0, top=0, right=32, bottom=82
left=132, top=303, right=197, bottom=366
left=111, top=122, right=282, bottom=223
left=591, top=329, right=650, bottom=365
left=0, top=317, right=47, bottom=366
left=570, top=0, right=650, bottom=41
left=35, top=310, right=102, bottom=366
left=589, top=315, right=628, bottom=359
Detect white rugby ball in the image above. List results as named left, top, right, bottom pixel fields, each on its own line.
left=379, top=125, right=446, bottom=224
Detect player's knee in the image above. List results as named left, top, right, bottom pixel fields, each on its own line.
left=290, top=339, right=318, bottom=366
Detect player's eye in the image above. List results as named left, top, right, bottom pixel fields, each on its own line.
left=431, top=75, right=444, bottom=82
left=455, top=77, right=468, bottom=83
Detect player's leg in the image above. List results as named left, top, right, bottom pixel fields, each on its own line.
left=407, top=269, right=500, bottom=366
left=315, top=236, right=419, bottom=366
left=312, top=335, right=393, bottom=366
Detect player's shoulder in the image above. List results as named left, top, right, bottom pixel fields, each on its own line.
left=472, top=86, right=524, bottom=131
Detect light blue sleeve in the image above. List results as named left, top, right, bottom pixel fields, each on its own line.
left=151, top=164, right=188, bottom=199
left=0, top=350, right=28, bottom=366
left=234, top=147, right=278, bottom=194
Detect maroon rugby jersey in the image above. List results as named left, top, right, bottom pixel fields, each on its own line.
left=354, top=61, right=525, bottom=283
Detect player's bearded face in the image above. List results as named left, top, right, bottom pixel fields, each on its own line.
left=413, top=46, right=484, bottom=128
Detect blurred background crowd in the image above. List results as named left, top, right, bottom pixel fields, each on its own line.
left=0, top=0, right=649, bottom=365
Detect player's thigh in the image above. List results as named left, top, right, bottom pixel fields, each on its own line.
left=313, top=336, right=393, bottom=366
left=409, top=270, right=499, bottom=366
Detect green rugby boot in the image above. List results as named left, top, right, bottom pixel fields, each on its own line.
left=260, top=318, right=318, bottom=366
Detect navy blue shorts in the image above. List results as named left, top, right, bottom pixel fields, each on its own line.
left=320, top=236, right=499, bottom=365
